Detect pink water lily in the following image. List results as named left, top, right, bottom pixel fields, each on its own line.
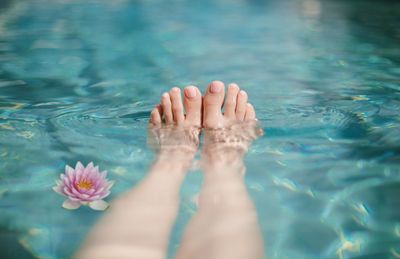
left=53, top=162, right=114, bottom=211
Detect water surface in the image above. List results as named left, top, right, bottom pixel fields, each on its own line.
left=1, top=0, right=400, bottom=258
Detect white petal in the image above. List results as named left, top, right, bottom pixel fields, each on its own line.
left=65, top=165, right=74, bottom=174
left=100, top=171, right=107, bottom=179
left=99, top=191, right=110, bottom=199
left=88, top=200, right=109, bottom=211
left=52, top=185, right=64, bottom=194
left=62, top=199, right=81, bottom=210
left=106, top=180, right=115, bottom=190
left=95, top=187, right=105, bottom=194
left=80, top=193, right=90, bottom=199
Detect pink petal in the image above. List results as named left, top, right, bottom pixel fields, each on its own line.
left=62, top=199, right=81, bottom=210
left=76, top=161, right=84, bottom=171
left=63, top=176, right=70, bottom=186
left=63, top=186, right=75, bottom=197
left=71, top=186, right=82, bottom=197
left=92, top=177, right=104, bottom=189
left=75, top=168, right=84, bottom=182
left=83, top=167, right=89, bottom=177
left=87, top=162, right=94, bottom=169
left=65, top=165, right=75, bottom=181
left=86, top=188, right=96, bottom=195
left=88, top=200, right=109, bottom=211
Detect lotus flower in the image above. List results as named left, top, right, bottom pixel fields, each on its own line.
left=53, top=162, right=114, bottom=211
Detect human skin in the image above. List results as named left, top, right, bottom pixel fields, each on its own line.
left=175, top=81, right=264, bottom=259
left=74, top=82, right=264, bottom=259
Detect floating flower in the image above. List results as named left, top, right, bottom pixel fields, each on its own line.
left=53, top=162, right=114, bottom=211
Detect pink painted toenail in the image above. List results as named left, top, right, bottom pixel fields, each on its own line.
left=185, top=87, right=197, bottom=98
left=210, top=82, right=223, bottom=93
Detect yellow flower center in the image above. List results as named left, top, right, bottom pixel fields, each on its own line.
left=76, top=180, right=93, bottom=190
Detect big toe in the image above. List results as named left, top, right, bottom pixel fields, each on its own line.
left=203, top=81, right=225, bottom=129
left=183, top=86, right=202, bottom=127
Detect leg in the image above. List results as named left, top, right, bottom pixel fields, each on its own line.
left=176, top=82, right=265, bottom=259
left=74, top=86, right=202, bottom=259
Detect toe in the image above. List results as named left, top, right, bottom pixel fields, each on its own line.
left=223, top=83, right=240, bottom=119
left=169, top=87, right=185, bottom=125
left=235, top=90, right=248, bottom=121
left=203, top=81, right=225, bottom=128
left=183, top=85, right=202, bottom=127
left=161, top=92, right=173, bottom=124
left=244, top=103, right=256, bottom=121
left=150, top=105, right=162, bottom=126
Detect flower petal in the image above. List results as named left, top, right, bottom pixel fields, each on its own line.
left=76, top=161, right=84, bottom=171
left=52, top=186, right=64, bottom=195
left=66, top=165, right=75, bottom=182
left=62, top=199, right=81, bottom=210
left=87, top=162, right=94, bottom=169
left=100, top=171, right=107, bottom=179
left=106, top=180, right=115, bottom=190
left=89, top=200, right=109, bottom=211
left=63, top=186, right=75, bottom=197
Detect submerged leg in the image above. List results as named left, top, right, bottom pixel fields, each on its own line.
left=176, top=81, right=264, bottom=259
left=74, top=86, right=202, bottom=259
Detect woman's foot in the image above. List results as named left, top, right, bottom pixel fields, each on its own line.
left=147, top=86, right=202, bottom=157
left=201, top=81, right=262, bottom=166
left=203, top=81, right=256, bottom=128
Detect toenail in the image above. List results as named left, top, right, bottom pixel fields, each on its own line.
left=229, top=83, right=239, bottom=90
left=185, top=87, right=197, bottom=98
left=172, top=87, right=180, bottom=92
left=210, top=83, right=223, bottom=93
left=240, top=90, right=247, bottom=96
left=162, top=93, right=169, bottom=98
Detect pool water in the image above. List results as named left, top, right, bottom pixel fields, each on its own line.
left=1, top=0, right=400, bottom=258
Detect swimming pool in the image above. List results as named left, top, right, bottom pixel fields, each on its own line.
left=1, top=0, right=399, bottom=258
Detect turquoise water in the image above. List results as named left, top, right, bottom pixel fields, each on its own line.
left=1, top=0, right=400, bottom=258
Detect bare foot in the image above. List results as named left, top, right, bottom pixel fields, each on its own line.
left=201, top=81, right=262, bottom=166
left=147, top=86, right=202, bottom=159
left=175, top=81, right=265, bottom=259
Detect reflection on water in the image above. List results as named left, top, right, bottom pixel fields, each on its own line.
left=0, top=0, right=400, bottom=258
